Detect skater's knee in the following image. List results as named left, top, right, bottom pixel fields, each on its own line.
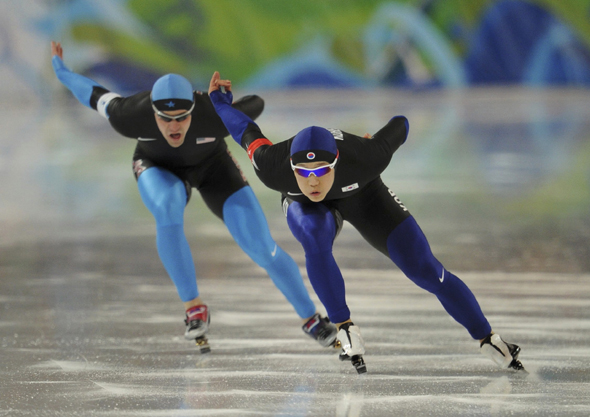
left=399, top=260, right=444, bottom=293
left=151, top=196, right=185, bottom=226
left=293, top=222, right=334, bottom=253
left=241, top=238, right=276, bottom=267
left=386, top=217, right=446, bottom=293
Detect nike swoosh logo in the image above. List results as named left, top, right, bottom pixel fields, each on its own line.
left=137, top=137, right=157, bottom=141
left=439, top=269, right=445, bottom=283
left=287, top=191, right=303, bottom=196
left=271, top=244, right=277, bottom=257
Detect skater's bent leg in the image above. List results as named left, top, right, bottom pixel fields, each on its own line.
left=287, top=202, right=350, bottom=324
left=223, top=186, right=316, bottom=319
left=387, top=216, right=491, bottom=340
left=137, top=167, right=198, bottom=302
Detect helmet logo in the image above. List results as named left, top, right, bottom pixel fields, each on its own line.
left=306, top=152, right=315, bottom=160
left=165, top=101, right=175, bottom=108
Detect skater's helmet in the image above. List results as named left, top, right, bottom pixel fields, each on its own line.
left=151, top=74, right=194, bottom=112
left=290, top=126, right=338, bottom=165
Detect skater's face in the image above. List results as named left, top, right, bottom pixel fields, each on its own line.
left=293, top=159, right=336, bottom=202
left=154, top=109, right=192, bottom=148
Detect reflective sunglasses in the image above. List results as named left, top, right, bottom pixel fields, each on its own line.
left=290, top=152, right=339, bottom=178
left=152, top=101, right=195, bottom=123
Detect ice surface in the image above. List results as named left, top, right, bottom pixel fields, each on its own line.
left=1, top=89, right=590, bottom=416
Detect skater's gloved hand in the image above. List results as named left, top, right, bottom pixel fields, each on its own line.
left=208, top=71, right=233, bottom=105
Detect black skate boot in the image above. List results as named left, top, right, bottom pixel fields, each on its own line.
left=480, top=333, right=525, bottom=372
left=302, top=313, right=338, bottom=348
left=337, top=322, right=367, bottom=374
left=184, top=305, right=211, bottom=354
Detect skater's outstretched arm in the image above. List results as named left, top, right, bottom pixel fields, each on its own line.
left=51, top=41, right=119, bottom=117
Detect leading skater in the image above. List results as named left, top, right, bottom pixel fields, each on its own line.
left=208, top=71, right=525, bottom=374
left=50, top=42, right=337, bottom=351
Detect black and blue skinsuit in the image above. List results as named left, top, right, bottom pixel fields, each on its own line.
left=211, top=88, right=492, bottom=340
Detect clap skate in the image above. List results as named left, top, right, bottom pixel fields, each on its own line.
left=184, top=305, right=211, bottom=354
left=302, top=313, right=338, bottom=348
left=480, top=333, right=526, bottom=372
left=337, top=322, right=367, bottom=374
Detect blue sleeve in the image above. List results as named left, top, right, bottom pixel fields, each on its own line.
left=210, top=89, right=257, bottom=146
left=52, top=55, right=105, bottom=109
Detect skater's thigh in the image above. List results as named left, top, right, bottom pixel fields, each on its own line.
left=282, top=196, right=343, bottom=247
left=133, top=159, right=192, bottom=205
left=337, top=178, right=411, bottom=256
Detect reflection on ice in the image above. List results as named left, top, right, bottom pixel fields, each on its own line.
left=1, top=267, right=589, bottom=416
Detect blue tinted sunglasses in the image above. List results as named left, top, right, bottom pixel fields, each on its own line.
left=291, top=152, right=339, bottom=178
left=152, top=101, right=195, bottom=123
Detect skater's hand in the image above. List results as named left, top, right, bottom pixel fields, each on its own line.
left=208, top=71, right=232, bottom=95
left=51, top=41, right=70, bottom=74
left=51, top=41, right=63, bottom=60
left=208, top=71, right=234, bottom=106
left=363, top=133, right=372, bottom=139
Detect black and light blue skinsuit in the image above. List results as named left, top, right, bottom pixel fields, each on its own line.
left=52, top=56, right=318, bottom=319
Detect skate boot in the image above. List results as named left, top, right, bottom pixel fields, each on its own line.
left=302, top=313, right=338, bottom=348
left=337, top=322, right=367, bottom=374
left=184, top=305, right=211, bottom=353
left=480, top=333, right=525, bottom=372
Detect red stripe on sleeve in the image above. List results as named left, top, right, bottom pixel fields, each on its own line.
left=246, top=138, right=273, bottom=161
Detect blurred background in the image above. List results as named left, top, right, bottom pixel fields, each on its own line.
left=1, top=0, right=590, bottom=277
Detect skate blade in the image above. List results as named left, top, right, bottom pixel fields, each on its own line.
left=351, top=355, right=367, bottom=374
left=354, top=364, right=367, bottom=374
left=509, top=359, right=527, bottom=373
left=195, top=336, right=211, bottom=354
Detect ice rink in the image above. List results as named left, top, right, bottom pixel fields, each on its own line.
left=2, top=88, right=590, bottom=416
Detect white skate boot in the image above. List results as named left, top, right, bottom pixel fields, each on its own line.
left=337, top=322, right=367, bottom=374
left=480, top=333, right=525, bottom=372
left=184, top=305, right=211, bottom=353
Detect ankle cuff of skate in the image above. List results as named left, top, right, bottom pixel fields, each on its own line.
left=479, top=333, right=493, bottom=348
